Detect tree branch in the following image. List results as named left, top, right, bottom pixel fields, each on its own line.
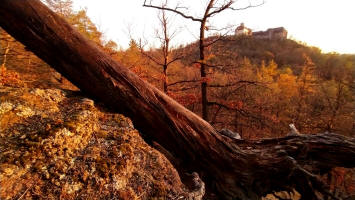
left=208, top=80, right=260, bottom=88
left=206, top=1, right=233, bottom=18
left=168, top=79, right=199, bottom=87
left=143, top=0, right=202, bottom=22
left=166, top=55, right=182, bottom=66
left=168, top=85, right=199, bottom=92
left=139, top=48, right=164, bottom=66
left=229, top=0, right=265, bottom=11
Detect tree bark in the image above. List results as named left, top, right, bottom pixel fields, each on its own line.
left=0, top=1, right=354, bottom=199
left=199, top=0, right=214, bottom=121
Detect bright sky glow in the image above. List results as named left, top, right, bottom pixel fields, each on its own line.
left=73, top=0, right=355, bottom=54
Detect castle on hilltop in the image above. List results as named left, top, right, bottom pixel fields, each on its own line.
left=235, top=23, right=252, bottom=36
left=235, top=23, right=287, bottom=40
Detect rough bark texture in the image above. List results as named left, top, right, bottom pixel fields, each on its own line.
left=0, top=1, right=354, bottom=199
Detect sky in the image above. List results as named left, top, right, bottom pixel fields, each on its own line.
left=73, top=0, right=355, bottom=54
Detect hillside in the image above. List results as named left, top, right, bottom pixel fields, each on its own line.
left=160, top=36, right=355, bottom=138
left=178, top=35, right=355, bottom=74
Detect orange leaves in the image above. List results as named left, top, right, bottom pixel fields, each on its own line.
left=328, top=167, right=355, bottom=195
left=192, top=62, right=200, bottom=69
left=277, top=73, right=298, bottom=98
left=0, top=66, right=22, bottom=86
left=168, top=92, right=198, bottom=106
left=212, top=99, right=243, bottom=110
left=205, top=54, right=215, bottom=61
left=227, top=100, right=243, bottom=109
left=200, top=77, right=211, bottom=84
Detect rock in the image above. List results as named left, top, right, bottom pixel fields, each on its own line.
left=0, top=101, right=14, bottom=115
left=80, top=97, right=94, bottom=107
left=0, top=86, right=186, bottom=199
left=14, top=104, right=35, bottom=117
left=3, top=167, right=14, bottom=176
left=31, top=88, right=66, bottom=103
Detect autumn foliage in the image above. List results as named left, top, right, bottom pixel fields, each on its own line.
left=0, top=66, right=22, bottom=86
left=121, top=37, right=354, bottom=139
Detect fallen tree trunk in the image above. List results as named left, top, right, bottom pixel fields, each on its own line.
left=0, top=1, right=354, bottom=199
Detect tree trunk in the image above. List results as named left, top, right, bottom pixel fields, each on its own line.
left=0, top=1, right=354, bottom=199
left=200, top=21, right=208, bottom=121
left=163, top=64, right=168, bottom=93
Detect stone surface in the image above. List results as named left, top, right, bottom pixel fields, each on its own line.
left=0, top=86, right=188, bottom=199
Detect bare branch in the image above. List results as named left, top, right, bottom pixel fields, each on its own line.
left=192, top=61, right=219, bottom=68
left=204, top=31, right=231, bottom=47
left=168, top=85, right=199, bottom=92
left=138, top=42, right=164, bottom=66
left=208, top=80, right=260, bottom=88
left=229, top=0, right=265, bottom=11
left=143, top=0, right=202, bottom=22
left=166, top=56, right=182, bottom=66
left=168, top=79, right=199, bottom=87
left=206, top=1, right=233, bottom=18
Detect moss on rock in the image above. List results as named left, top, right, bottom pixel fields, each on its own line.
left=0, top=86, right=185, bottom=199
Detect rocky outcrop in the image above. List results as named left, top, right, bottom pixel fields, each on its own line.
left=0, top=86, right=191, bottom=199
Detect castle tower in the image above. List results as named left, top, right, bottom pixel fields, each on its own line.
left=235, top=23, right=252, bottom=36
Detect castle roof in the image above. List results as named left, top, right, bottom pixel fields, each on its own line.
left=236, top=23, right=251, bottom=31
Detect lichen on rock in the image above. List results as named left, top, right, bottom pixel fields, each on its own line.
left=0, top=101, right=14, bottom=115
left=0, top=86, right=187, bottom=200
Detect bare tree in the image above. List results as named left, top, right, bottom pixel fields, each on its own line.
left=143, top=0, right=264, bottom=121
left=140, top=2, right=182, bottom=93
